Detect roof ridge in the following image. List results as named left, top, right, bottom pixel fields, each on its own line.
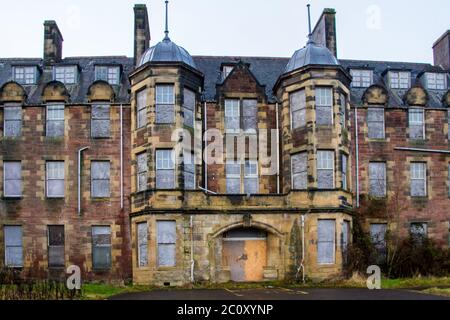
left=193, top=55, right=290, bottom=60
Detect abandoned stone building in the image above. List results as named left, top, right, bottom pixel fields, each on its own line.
left=0, top=3, right=449, bottom=285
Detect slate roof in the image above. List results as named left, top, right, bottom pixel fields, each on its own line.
left=0, top=55, right=448, bottom=107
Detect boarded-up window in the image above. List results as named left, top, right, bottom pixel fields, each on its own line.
left=341, top=154, right=348, bottom=190
left=225, top=99, right=240, bottom=132
left=48, top=225, right=65, bottom=268
left=46, top=104, right=65, bottom=137
left=184, top=151, right=195, bottom=190
left=91, top=104, right=110, bottom=138
left=156, top=85, right=175, bottom=124
left=317, top=220, right=335, bottom=265
left=244, top=160, right=258, bottom=194
left=136, top=89, right=147, bottom=129
left=137, top=152, right=148, bottom=192
left=315, top=87, right=333, bottom=126
left=4, top=226, right=23, bottom=267
left=291, top=152, right=307, bottom=190
left=341, top=221, right=350, bottom=264
left=367, top=107, right=385, bottom=139
left=183, top=88, right=195, bottom=128
left=340, top=93, right=347, bottom=129
left=91, top=161, right=110, bottom=198
left=369, top=162, right=386, bottom=197
left=243, top=99, right=257, bottom=133
left=410, top=222, right=427, bottom=244
left=226, top=160, right=241, bottom=194
left=317, top=151, right=334, bottom=189
left=370, top=223, right=387, bottom=263
left=410, top=162, right=427, bottom=197
left=156, top=150, right=175, bottom=189
left=157, top=221, right=176, bottom=267
left=4, top=106, right=22, bottom=137
left=92, top=226, right=111, bottom=269
left=409, top=108, right=425, bottom=140
left=290, top=90, right=306, bottom=129
left=3, top=161, right=22, bottom=197
left=46, top=161, right=64, bottom=198
left=137, top=222, right=148, bottom=267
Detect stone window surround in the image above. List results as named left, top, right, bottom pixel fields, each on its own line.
left=225, top=159, right=259, bottom=194
left=224, top=98, right=258, bottom=133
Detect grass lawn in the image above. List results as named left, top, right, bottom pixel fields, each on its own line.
left=422, top=288, right=450, bottom=297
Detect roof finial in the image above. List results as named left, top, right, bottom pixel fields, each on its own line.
left=164, top=0, right=170, bottom=40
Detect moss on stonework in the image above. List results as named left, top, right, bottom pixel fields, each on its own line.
left=287, top=219, right=302, bottom=281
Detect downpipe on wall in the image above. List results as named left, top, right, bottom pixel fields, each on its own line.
left=77, top=147, right=89, bottom=215
left=190, top=215, right=195, bottom=283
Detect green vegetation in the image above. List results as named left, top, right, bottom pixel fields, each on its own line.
left=422, top=288, right=450, bottom=297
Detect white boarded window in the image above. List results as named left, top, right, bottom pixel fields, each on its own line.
left=426, top=73, right=447, bottom=90
left=156, top=84, right=175, bottom=124
left=410, top=222, right=428, bottom=244
left=316, top=87, right=333, bottom=126
left=292, top=152, right=307, bottom=190
left=411, top=162, right=427, bottom=197
left=4, top=106, right=22, bottom=137
left=290, top=90, right=306, bottom=129
left=4, top=161, right=22, bottom=197
left=54, top=66, right=77, bottom=84
left=13, top=66, right=37, bottom=85
left=317, top=151, right=334, bottom=189
left=92, top=226, right=111, bottom=269
left=91, top=104, right=110, bottom=138
left=225, top=99, right=240, bottom=132
left=244, top=160, right=258, bottom=194
left=91, top=161, right=110, bottom=198
left=184, top=151, right=195, bottom=190
left=4, top=226, right=23, bottom=267
left=369, top=162, right=387, bottom=197
left=389, top=71, right=410, bottom=89
left=183, top=88, right=195, bottom=128
left=157, top=221, right=176, bottom=267
left=317, top=220, right=335, bottom=265
left=340, top=93, right=346, bottom=129
left=156, top=150, right=175, bottom=189
left=137, top=152, right=148, bottom=192
left=46, top=104, right=65, bottom=137
left=226, top=160, right=241, bottom=194
left=95, top=66, right=120, bottom=85
left=137, top=222, right=148, bottom=267
left=341, top=154, right=348, bottom=190
left=48, top=225, right=65, bottom=268
left=350, top=69, right=372, bottom=88
left=243, top=99, right=257, bottom=133
left=409, top=108, right=425, bottom=140
left=367, top=107, right=385, bottom=139
left=46, top=161, right=64, bottom=198
left=136, top=89, right=147, bottom=129
left=370, top=223, right=387, bottom=263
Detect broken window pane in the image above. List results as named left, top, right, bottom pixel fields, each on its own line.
left=184, top=151, right=195, bottom=190
left=340, top=94, right=347, bottom=128
left=46, top=104, right=65, bottom=137
left=410, top=222, right=427, bottom=244
left=137, top=222, right=148, bottom=267
left=410, top=162, right=426, bottom=197
left=48, top=225, right=65, bottom=268
left=244, top=160, right=258, bottom=194
left=291, top=90, right=306, bottom=129
left=92, top=226, right=111, bottom=269
left=341, top=221, right=350, bottom=263
left=136, top=89, right=147, bottom=129
left=183, top=89, right=195, bottom=128
left=225, top=100, right=240, bottom=131
left=317, top=151, right=334, bottom=189
left=226, top=161, right=241, bottom=194
left=370, top=223, right=387, bottom=264
left=4, top=106, right=22, bottom=137
left=409, top=109, right=425, bottom=140
left=4, top=161, right=22, bottom=197
left=46, top=161, right=65, bottom=198
left=243, top=99, right=257, bottom=133
left=91, top=104, right=110, bottom=138
left=369, top=162, right=386, bottom=197
left=341, top=154, right=348, bottom=190
left=137, top=152, right=148, bottom=192
left=156, top=150, right=175, bottom=189
left=367, top=107, right=385, bottom=139
left=4, top=226, right=23, bottom=267
left=91, top=161, right=110, bottom=198
left=292, top=152, right=308, bottom=190
left=157, top=221, right=176, bottom=267
left=317, top=220, right=335, bottom=265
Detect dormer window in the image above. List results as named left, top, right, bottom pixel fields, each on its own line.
left=13, top=66, right=38, bottom=85
left=350, top=69, right=372, bottom=88
left=389, top=71, right=410, bottom=89
left=426, top=73, right=447, bottom=90
left=95, top=66, right=121, bottom=85
left=222, top=66, right=234, bottom=80
left=54, top=66, right=77, bottom=84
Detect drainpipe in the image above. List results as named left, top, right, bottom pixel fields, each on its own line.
left=77, top=147, right=89, bottom=215
left=204, top=102, right=208, bottom=191
left=300, top=214, right=306, bottom=283
left=276, top=102, right=280, bottom=194
left=190, top=215, right=195, bottom=283
left=354, top=106, right=360, bottom=208
left=120, top=104, right=124, bottom=209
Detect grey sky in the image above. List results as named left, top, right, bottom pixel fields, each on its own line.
left=1, top=0, right=449, bottom=63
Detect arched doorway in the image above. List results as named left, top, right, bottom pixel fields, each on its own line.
left=222, top=227, right=267, bottom=282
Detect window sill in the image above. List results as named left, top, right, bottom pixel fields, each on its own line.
left=91, top=197, right=112, bottom=202
left=46, top=197, right=65, bottom=200
left=157, top=266, right=177, bottom=271
left=92, top=268, right=112, bottom=273
left=2, top=196, right=23, bottom=201
left=367, top=138, right=387, bottom=142
left=91, top=136, right=111, bottom=140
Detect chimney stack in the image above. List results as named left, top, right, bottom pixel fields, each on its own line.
left=433, top=30, right=450, bottom=69
left=134, top=4, right=151, bottom=66
left=311, top=8, right=337, bottom=57
left=43, top=20, right=63, bottom=64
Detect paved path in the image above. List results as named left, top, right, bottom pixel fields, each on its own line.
left=109, top=287, right=449, bottom=300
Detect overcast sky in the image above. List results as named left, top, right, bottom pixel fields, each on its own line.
left=1, top=0, right=449, bottom=63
